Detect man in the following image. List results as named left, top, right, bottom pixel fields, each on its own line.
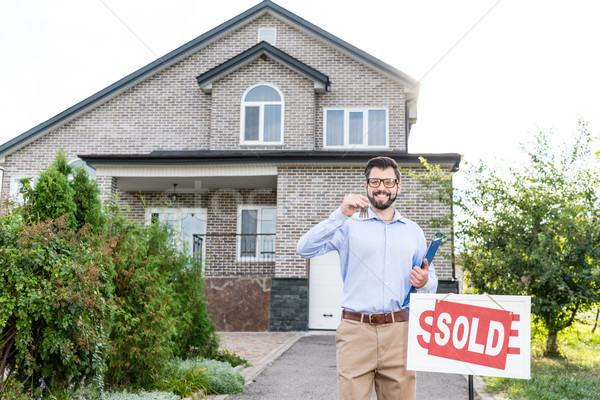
left=297, top=156, right=437, bottom=400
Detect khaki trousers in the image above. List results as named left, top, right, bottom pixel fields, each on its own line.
left=335, top=318, right=415, bottom=400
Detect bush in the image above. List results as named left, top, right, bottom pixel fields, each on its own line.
left=158, top=358, right=244, bottom=396
left=171, top=258, right=219, bottom=359
left=215, top=349, right=250, bottom=368
left=105, top=207, right=219, bottom=387
left=20, top=151, right=76, bottom=229
left=70, top=165, right=106, bottom=231
left=1, top=150, right=219, bottom=392
left=105, top=213, right=179, bottom=386
left=185, top=358, right=245, bottom=395
left=0, top=212, right=114, bottom=390
left=0, top=376, right=29, bottom=400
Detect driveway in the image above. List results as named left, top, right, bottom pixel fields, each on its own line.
left=230, top=333, right=476, bottom=399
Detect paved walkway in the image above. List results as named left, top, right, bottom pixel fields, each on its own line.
left=210, top=331, right=497, bottom=400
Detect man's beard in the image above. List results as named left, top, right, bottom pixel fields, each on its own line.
left=368, top=190, right=397, bottom=210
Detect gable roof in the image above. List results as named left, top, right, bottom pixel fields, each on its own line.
left=0, top=0, right=420, bottom=161
left=196, top=41, right=330, bottom=94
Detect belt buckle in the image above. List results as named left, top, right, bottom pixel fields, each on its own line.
left=369, top=312, right=383, bottom=324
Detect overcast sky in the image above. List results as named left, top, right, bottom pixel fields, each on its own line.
left=1, top=0, right=599, bottom=170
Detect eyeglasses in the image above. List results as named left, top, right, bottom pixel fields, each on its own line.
left=367, top=178, right=398, bottom=188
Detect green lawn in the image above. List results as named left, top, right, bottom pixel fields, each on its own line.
left=485, top=321, right=600, bottom=400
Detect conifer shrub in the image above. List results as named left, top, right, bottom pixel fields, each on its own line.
left=105, top=208, right=219, bottom=387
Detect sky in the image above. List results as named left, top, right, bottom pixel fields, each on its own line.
left=1, top=0, right=599, bottom=174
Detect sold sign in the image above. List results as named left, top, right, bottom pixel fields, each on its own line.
left=422, top=300, right=512, bottom=369
left=407, top=294, right=531, bottom=379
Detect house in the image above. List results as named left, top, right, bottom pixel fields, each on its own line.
left=0, top=1, right=461, bottom=331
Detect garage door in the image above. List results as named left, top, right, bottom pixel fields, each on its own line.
left=309, top=251, right=343, bottom=330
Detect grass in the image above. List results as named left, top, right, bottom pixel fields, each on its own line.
left=485, top=321, right=600, bottom=400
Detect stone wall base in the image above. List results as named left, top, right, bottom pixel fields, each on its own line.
left=205, top=277, right=271, bottom=331
left=269, top=278, right=309, bottom=331
left=205, top=277, right=459, bottom=332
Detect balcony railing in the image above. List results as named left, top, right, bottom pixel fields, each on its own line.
left=192, top=233, right=276, bottom=267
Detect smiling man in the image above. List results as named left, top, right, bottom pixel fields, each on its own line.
left=297, top=156, right=438, bottom=400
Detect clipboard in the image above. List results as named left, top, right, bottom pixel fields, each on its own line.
left=422, top=236, right=443, bottom=267
left=403, top=235, right=444, bottom=306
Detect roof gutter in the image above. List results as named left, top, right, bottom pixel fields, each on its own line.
left=79, top=150, right=461, bottom=172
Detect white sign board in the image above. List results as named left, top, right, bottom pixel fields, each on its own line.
left=407, top=293, right=531, bottom=379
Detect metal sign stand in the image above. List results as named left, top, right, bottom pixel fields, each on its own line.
left=468, top=375, right=474, bottom=400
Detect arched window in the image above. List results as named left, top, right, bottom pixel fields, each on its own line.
left=241, top=84, right=283, bottom=144
left=68, top=159, right=96, bottom=179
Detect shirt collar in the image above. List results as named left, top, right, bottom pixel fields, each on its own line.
left=360, top=207, right=406, bottom=224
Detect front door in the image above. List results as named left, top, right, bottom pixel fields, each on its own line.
left=147, top=208, right=207, bottom=261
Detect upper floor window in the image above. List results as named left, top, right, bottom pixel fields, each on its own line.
left=324, top=108, right=388, bottom=149
left=241, top=84, right=284, bottom=144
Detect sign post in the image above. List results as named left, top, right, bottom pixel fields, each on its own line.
left=408, top=294, right=531, bottom=381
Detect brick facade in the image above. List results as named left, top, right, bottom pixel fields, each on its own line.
left=0, top=3, right=458, bottom=331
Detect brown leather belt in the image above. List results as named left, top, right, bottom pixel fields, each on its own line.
left=342, top=308, right=410, bottom=324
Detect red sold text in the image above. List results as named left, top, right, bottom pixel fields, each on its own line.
left=417, top=300, right=519, bottom=369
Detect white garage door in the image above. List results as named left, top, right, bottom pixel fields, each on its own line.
left=309, top=251, right=344, bottom=330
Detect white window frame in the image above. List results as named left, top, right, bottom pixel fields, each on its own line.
left=323, top=107, right=389, bottom=149
left=240, top=84, right=284, bottom=145
left=9, top=175, right=38, bottom=205
left=258, top=27, right=277, bottom=45
left=145, top=207, right=207, bottom=264
left=236, top=205, right=277, bottom=262
left=68, top=158, right=96, bottom=180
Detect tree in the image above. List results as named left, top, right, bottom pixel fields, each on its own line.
left=20, top=150, right=105, bottom=231
left=21, top=150, right=76, bottom=228
left=457, top=122, right=600, bottom=356
left=71, top=165, right=106, bottom=231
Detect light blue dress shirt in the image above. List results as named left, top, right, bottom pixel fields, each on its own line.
left=297, top=206, right=438, bottom=314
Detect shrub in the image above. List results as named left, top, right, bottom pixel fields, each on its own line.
left=1, top=150, right=219, bottom=392
left=0, top=376, right=29, bottom=400
left=105, top=207, right=219, bottom=387
left=0, top=212, right=114, bottom=391
left=105, top=214, right=179, bottom=387
left=70, top=165, right=106, bottom=231
left=158, top=357, right=244, bottom=396
left=34, top=375, right=103, bottom=400
left=157, top=359, right=213, bottom=398
left=171, top=258, right=219, bottom=359
left=20, top=158, right=76, bottom=228
left=179, top=358, right=245, bottom=395
left=215, top=349, right=250, bottom=368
